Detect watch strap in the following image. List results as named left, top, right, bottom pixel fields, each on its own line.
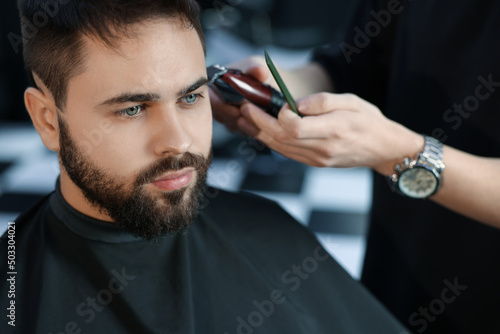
left=387, top=135, right=445, bottom=198
left=420, top=136, right=445, bottom=172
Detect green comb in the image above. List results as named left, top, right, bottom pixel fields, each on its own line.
left=264, top=50, right=302, bottom=117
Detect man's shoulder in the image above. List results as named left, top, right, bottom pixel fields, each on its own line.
left=1, top=193, right=52, bottom=240
left=203, top=186, right=281, bottom=209
left=199, top=186, right=313, bottom=241
left=201, top=187, right=295, bottom=223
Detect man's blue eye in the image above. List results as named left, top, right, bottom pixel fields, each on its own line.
left=123, top=105, right=142, bottom=116
left=184, top=94, right=198, bottom=104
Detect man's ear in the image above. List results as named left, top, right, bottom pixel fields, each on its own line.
left=24, top=86, right=60, bottom=151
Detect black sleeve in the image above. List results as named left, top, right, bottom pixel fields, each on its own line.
left=312, top=0, right=400, bottom=108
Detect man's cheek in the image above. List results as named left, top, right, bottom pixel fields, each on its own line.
left=72, top=117, right=117, bottom=153
left=197, top=118, right=213, bottom=152
left=89, top=143, right=139, bottom=179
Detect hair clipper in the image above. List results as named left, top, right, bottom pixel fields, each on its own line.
left=207, top=64, right=286, bottom=118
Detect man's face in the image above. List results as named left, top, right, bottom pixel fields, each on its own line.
left=57, top=18, right=212, bottom=239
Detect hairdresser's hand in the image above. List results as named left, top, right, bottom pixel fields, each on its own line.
left=238, top=92, right=424, bottom=175
left=209, top=56, right=273, bottom=135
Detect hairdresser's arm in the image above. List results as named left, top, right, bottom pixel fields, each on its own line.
left=430, top=147, right=500, bottom=226
left=237, top=92, right=500, bottom=228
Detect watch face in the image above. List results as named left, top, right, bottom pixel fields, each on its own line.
left=398, top=166, right=439, bottom=199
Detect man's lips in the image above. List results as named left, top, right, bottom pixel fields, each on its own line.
left=151, top=168, right=194, bottom=191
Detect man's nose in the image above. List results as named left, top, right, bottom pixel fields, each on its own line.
left=150, top=106, right=193, bottom=157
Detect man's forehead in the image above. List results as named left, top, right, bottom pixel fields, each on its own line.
left=67, top=19, right=206, bottom=106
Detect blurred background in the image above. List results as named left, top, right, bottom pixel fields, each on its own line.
left=0, top=0, right=370, bottom=279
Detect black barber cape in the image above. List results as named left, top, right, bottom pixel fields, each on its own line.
left=1, top=185, right=405, bottom=333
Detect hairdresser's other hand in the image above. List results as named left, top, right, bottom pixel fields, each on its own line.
left=238, top=92, right=424, bottom=175
left=209, top=56, right=272, bottom=135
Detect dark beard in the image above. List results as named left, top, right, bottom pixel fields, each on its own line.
left=57, top=115, right=212, bottom=240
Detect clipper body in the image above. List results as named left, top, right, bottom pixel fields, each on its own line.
left=207, top=65, right=285, bottom=118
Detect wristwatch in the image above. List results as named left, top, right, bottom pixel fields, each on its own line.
left=388, top=136, right=445, bottom=199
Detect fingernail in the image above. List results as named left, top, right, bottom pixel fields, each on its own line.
left=296, top=99, right=308, bottom=113
left=240, top=104, right=249, bottom=116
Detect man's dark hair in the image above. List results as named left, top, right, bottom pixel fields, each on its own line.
left=19, top=0, right=205, bottom=109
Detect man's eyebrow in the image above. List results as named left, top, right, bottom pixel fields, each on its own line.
left=178, top=77, right=209, bottom=97
left=95, top=77, right=208, bottom=108
left=97, top=92, right=161, bottom=107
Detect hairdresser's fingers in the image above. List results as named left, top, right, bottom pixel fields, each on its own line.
left=239, top=103, right=362, bottom=167
left=237, top=115, right=260, bottom=136
left=239, top=103, right=332, bottom=143
left=275, top=108, right=335, bottom=140
left=274, top=104, right=360, bottom=140
left=240, top=103, right=287, bottom=142
left=210, top=87, right=247, bottom=134
left=296, top=92, right=375, bottom=116
left=238, top=104, right=326, bottom=154
left=245, top=65, right=271, bottom=85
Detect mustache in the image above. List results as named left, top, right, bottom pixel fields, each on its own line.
left=135, top=151, right=211, bottom=186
